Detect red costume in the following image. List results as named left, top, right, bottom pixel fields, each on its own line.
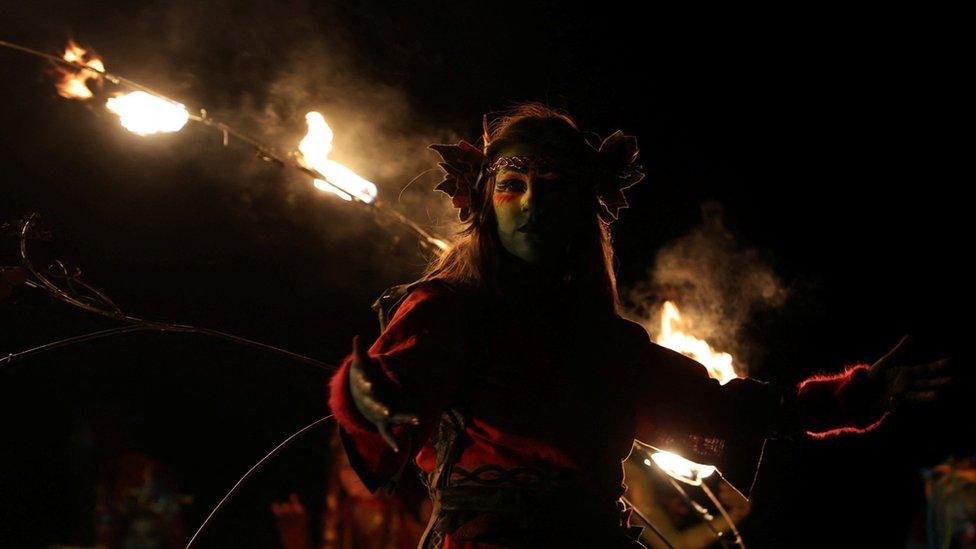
left=328, top=263, right=888, bottom=547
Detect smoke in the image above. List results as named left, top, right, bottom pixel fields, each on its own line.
left=12, top=0, right=468, bottom=288
left=241, top=31, right=464, bottom=232
left=622, top=202, right=788, bottom=375
left=153, top=0, right=468, bottom=270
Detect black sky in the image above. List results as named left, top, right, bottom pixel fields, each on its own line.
left=1, top=2, right=971, bottom=547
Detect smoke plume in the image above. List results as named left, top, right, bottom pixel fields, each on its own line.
left=623, top=202, right=788, bottom=375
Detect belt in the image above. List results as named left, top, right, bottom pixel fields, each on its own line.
left=421, top=482, right=645, bottom=548
left=438, top=484, right=620, bottom=520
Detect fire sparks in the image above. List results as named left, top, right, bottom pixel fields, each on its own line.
left=56, top=40, right=105, bottom=99
left=298, top=112, right=378, bottom=203
left=106, top=92, right=189, bottom=135
left=656, top=301, right=739, bottom=384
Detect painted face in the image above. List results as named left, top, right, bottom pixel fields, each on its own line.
left=491, top=142, right=587, bottom=264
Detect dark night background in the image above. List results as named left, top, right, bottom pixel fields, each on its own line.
left=1, top=2, right=971, bottom=547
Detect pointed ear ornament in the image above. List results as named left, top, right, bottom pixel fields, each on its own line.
left=592, top=130, right=645, bottom=223
left=428, top=127, right=644, bottom=225
left=427, top=139, right=486, bottom=223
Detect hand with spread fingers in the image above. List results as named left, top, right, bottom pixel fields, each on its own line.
left=867, top=334, right=956, bottom=415
left=348, top=334, right=420, bottom=452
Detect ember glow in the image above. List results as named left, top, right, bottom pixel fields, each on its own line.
left=56, top=40, right=104, bottom=99
left=105, top=92, right=190, bottom=135
left=298, top=112, right=378, bottom=203
left=646, top=450, right=716, bottom=486
left=657, top=301, right=739, bottom=384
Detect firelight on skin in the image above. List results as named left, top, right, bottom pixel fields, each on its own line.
left=490, top=143, right=587, bottom=265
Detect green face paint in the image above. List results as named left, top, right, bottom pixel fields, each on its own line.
left=490, top=142, right=587, bottom=265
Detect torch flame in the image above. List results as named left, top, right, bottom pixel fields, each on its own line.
left=656, top=301, right=739, bottom=384
left=105, top=92, right=189, bottom=135
left=56, top=39, right=105, bottom=99
left=298, top=112, right=378, bottom=203
left=646, top=451, right=716, bottom=486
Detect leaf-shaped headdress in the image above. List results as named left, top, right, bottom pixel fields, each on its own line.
left=428, top=116, right=645, bottom=225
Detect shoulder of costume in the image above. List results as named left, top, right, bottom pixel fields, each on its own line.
left=370, top=277, right=474, bottom=332
left=610, top=314, right=673, bottom=370
left=612, top=314, right=652, bottom=344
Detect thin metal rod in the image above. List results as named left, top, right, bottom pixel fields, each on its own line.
left=20, top=217, right=135, bottom=322
left=1, top=325, right=150, bottom=367
left=0, top=39, right=449, bottom=254
left=0, top=39, right=170, bottom=100
left=0, top=323, right=335, bottom=372
left=666, top=477, right=725, bottom=538
left=700, top=481, right=746, bottom=549
left=185, top=414, right=335, bottom=549
left=5, top=216, right=334, bottom=373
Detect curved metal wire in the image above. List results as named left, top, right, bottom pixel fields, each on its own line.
left=664, top=476, right=737, bottom=546
left=1, top=215, right=334, bottom=373
left=5, top=217, right=341, bottom=545
left=185, top=414, right=335, bottom=549
left=700, top=481, right=746, bottom=549
left=0, top=322, right=334, bottom=372
left=633, top=440, right=745, bottom=548
left=19, top=215, right=133, bottom=321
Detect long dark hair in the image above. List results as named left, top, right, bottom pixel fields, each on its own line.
left=420, top=102, right=620, bottom=317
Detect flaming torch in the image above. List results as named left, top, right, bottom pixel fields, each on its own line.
left=52, top=40, right=190, bottom=135
left=0, top=38, right=448, bottom=252
left=646, top=449, right=716, bottom=486
left=639, top=442, right=746, bottom=547
left=635, top=301, right=750, bottom=545
left=656, top=301, right=739, bottom=384
left=297, top=112, right=377, bottom=203
left=55, top=39, right=105, bottom=99
left=106, top=91, right=189, bottom=135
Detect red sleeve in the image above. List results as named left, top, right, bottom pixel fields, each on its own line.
left=623, top=318, right=888, bottom=498
left=629, top=333, right=784, bottom=497
left=327, top=281, right=470, bottom=492
left=792, top=363, right=890, bottom=439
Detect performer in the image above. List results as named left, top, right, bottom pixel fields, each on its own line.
left=328, top=103, right=955, bottom=547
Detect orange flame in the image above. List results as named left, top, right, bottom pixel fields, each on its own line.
left=56, top=40, right=105, bottom=99
left=656, top=301, right=739, bottom=384
left=105, top=91, right=189, bottom=135
left=298, top=112, right=378, bottom=203
left=645, top=451, right=716, bottom=486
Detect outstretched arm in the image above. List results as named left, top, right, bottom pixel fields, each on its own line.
left=783, top=361, right=888, bottom=439
left=327, top=281, right=471, bottom=492
left=630, top=338, right=788, bottom=495
left=624, top=320, right=933, bottom=497
left=788, top=334, right=955, bottom=439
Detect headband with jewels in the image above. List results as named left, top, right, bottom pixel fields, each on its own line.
left=428, top=123, right=644, bottom=225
